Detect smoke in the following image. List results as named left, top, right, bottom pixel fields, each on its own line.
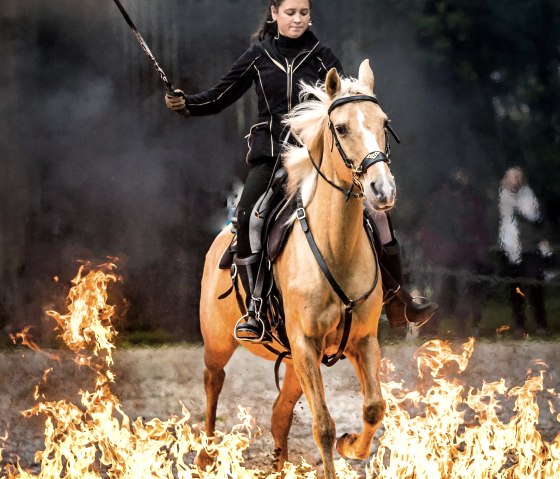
left=0, top=0, right=507, bottom=340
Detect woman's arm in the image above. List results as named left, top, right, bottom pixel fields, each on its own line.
left=185, top=45, right=262, bottom=116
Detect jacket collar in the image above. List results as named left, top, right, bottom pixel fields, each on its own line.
left=261, top=30, right=320, bottom=71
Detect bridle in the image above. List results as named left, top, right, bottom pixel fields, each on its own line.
left=308, top=94, right=400, bottom=200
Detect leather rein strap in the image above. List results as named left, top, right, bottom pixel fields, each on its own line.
left=296, top=193, right=380, bottom=367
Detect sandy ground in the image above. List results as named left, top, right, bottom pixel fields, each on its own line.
left=1, top=339, right=560, bottom=474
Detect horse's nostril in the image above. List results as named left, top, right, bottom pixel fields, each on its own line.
left=370, top=182, right=383, bottom=200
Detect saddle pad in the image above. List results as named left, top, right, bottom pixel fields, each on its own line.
left=267, top=198, right=297, bottom=263
left=219, top=235, right=236, bottom=269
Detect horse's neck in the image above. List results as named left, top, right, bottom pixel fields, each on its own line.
left=306, top=157, right=365, bottom=265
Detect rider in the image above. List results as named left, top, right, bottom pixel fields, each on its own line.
left=165, top=0, right=438, bottom=341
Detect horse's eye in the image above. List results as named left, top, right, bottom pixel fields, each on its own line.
left=335, top=124, right=348, bottom=136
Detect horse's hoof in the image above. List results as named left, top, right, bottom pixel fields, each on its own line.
left=194, top=449, right=216, bottom=472
left=336, top=433, right=367, bottom=460
left=273, top=447, right=288, bottom=473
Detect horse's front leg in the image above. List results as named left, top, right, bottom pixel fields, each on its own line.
left=290, top=335, right=337, bottom=479
left=336, top=335, right=385, bottom=460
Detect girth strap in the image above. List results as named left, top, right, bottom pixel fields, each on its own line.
left=296, top=193, right=380, bottom=367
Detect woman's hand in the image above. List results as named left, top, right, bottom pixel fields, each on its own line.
left=165, top=89, right=187, bottom=112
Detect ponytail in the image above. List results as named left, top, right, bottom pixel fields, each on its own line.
left=252, top=0, right=313, bottom=42
left=252, top=1, right=279, bottom=42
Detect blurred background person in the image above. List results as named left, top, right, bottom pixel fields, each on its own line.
left=498, top=166, right=554, bottom=336
left=418, top=167, right=493, bottom=338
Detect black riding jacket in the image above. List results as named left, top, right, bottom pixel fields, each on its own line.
left=185, top=30, right=343, bottom=163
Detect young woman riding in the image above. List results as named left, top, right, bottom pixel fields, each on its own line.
left=165, top=0, right=437, bottom=341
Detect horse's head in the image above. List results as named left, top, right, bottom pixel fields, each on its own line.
left=323, top=60, right=397, bottom=211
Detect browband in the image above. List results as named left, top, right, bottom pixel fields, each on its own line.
left=328, top=94, right=379, bottom=115
left=328, top=94, right=401, bottom=145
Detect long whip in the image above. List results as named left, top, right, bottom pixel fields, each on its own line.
left=112, top=0, right=188, bottom=115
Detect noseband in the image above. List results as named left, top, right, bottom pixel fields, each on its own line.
left=308, top=94, right=400, bottom=200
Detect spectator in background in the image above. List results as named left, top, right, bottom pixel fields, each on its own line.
left=498, top=166, right=553, bottom=336
left=419, top=167, right=492, bottom=337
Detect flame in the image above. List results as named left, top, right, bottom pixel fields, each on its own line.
left=368, top=340, right=560, bottom=478
left=1, top=264, right=559, bottom=479
left=9, top=327, right=60, bottom=363
left=0, top=263, right=287, bottom=479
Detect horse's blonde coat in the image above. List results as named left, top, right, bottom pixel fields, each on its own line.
left=197, top=61, right=390, bottom=479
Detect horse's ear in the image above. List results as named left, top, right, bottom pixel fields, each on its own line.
left=358, top=59, right=375, bottom=93
left=325, top=68, right=341, bottom=99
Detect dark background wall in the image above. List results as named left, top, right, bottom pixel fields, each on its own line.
left=0, top=0, right=558, bottom=341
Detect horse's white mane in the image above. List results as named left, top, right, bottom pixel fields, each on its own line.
left=282, top=76, right=372, bottom=207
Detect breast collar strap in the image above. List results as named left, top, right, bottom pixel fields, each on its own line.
left=295, top=192, right=380, bottom=367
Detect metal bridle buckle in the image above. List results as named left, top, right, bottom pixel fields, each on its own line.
left=252, top=296, right=264, bottom=317
left=351, top=174, right=365, bottom=196
left=296, top=207, right=306, bottom=220
left=230, top=263, right=238, bottom=282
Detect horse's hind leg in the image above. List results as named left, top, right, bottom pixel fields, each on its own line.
left=202, top=342, right=236, bottom=434
left=336, top=335, right=385, bottom=460
left=271, top=362, right=303, bottom=471
left=195, top=331, right=237, bottom=469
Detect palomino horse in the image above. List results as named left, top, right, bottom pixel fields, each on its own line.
left=198, top=59, right=396, bottom=479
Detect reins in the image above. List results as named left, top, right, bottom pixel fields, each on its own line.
left=307, top=148, right=363, bottom=201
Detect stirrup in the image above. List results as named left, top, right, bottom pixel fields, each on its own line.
left=404, top=296, right=437, bottom=328
left=234, top=313, right=266, bottom=343
left=382, top=285, right=401, bottom=305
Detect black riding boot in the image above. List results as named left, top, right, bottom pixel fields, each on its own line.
left=381, top=241, right=439, bottom=328
left=234, top=255, right=266, bottom=342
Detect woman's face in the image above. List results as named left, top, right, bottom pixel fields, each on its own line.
left=504, top=168, right=525, bottom=192
left=271, top=0, right=311, bottom=39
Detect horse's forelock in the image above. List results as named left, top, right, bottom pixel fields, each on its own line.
left=282, top=76, right=371, bottom=206
left=284, top=77, right=371, bottom=143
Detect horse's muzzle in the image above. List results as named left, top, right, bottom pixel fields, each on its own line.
left=369, top=178, right=396, bottom=210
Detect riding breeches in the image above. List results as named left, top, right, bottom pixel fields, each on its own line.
left=236, top=158, right=276, bottom=259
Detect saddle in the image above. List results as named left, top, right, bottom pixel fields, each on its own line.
left=219, top=167, right=294, bottom=272
left=218, top=167, right=296, bottom=357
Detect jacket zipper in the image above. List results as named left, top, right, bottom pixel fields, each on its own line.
left=287, top=60, right=294, bottom=110
left=286, top=44, right=319, bottom=111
